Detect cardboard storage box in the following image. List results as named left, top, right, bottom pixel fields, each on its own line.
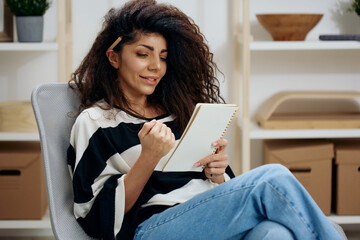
left=334, top=140, right=360, bottom=215
left=0, top=142, right=47, bottom=219
left=263, top=140, right=334, bottom=216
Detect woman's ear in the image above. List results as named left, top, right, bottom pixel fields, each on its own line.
left=106, top=50, right=120, bottom=69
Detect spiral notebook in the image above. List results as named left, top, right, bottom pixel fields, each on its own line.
left=162, top=103, right=239, bottom=172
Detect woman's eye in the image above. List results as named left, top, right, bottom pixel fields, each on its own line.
left=160, top=54, right=168, bottom=61
left=136, top=53, right=148, bottom=57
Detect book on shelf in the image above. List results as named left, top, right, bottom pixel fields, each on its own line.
left=162, top=103, right=238, bottom=172
left=319, top=34, right=360, bottom=41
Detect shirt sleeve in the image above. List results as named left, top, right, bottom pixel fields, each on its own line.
left=67, top=110, right=128, bottom=239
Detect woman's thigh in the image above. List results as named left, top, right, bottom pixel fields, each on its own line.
left=134, top=164, right=341, bottom=240
left=134, top=175, right=261, bottom=240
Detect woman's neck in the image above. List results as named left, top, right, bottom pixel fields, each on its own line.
left=128, top=101, right=164, bottom=119
left=120, top=93, right=164, bottom=118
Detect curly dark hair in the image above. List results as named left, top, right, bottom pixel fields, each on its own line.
left=70, top=0, right=225, bottom=131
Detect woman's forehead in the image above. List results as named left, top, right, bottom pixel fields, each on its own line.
left=129, top=32, right=167, bottom=49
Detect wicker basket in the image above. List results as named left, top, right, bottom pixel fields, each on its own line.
left=0, top=101, right=37, bottom=132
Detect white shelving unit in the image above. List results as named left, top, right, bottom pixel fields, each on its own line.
left=0, top=211, right=51, bottom=229
left=249, top=122, right=360, bottom=140
left=328, top=215, right=360, bottom=225
left=0, top=51, right=53, bottom=237
left=0, top=42, right=53, bottom=235
left=0, top=42, right=58, bottom=51
left=249, top=40, right=360, bottom=51
left=0, top=0, right=71, bottom=237
left=0, top=132, right=39, bottom=141
left=232, top=0, right=360, bottom=227
left=0, top=210, right=52, bottom=237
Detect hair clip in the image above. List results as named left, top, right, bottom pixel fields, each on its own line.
left=108, top=36, right=123, bottom=51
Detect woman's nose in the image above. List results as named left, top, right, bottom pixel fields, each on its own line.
left=148, top=56, right=161, bottom=71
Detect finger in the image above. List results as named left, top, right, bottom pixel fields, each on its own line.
left=165, top=126, right=174, bottom=140
left=204, top=166, right=225, bottom=177
left=138, top=119, right=157, bottom=138
left=194, top=151, right=229, bottom=167
left=206, top=158, right=228, bottom=168
left=149, top=120, right=164, bottom=134
left=212, top=138, right=228, bottom=153
left=194, top=155, right=213, bottom=168
left=160, top=123, right=169, bottom=136
left=161, top=125, right=172, bottom=144
left=207, top=173, right=224, bottom=180
left=212, top=138, right=228, bottom=147
left=168, top=130, right=176, bottom=148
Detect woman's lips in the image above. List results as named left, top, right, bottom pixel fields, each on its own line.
left=140, top=75, right=158, bottom=85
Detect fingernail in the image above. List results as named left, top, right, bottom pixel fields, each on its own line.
left=212, top=141, right=218, bottom=147
left=194, top=162, right=201, bottom=167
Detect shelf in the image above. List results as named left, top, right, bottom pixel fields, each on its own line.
left=0, top=132, right=39, bottom=141
left=247, top=41, right=360, bottom=51
left=0, top=210, right=51, bottom=229
left=328, top=215, right=360, bottom=225
left=248, top=122, right=360, bottom=140
left=0, top=42, right=58, bottom=51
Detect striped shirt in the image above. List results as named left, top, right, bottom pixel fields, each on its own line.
left=67, top=101, right=234, bottom=239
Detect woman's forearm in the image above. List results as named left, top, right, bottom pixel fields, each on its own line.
left=123, top=152, right=159, bottom=214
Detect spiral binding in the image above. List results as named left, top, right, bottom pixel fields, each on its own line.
left=212, top=108, right=238, bottom=154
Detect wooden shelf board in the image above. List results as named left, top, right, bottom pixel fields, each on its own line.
left=328, top=215, right=360, bottom=225
left=0, top=210, right=51, bottom=229
left=0, top=229, right=54, bottom=237
left=247, top=40, right=360, bottom=51
left=0, top=43, right=58, bottom=51
left=246, top=121, right=360, bottom=139
left=0, top=132, right=39, bottom=141
left=262, top=112, right=360, bottom=130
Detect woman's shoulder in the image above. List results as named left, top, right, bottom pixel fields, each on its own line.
left=73, top=100, right=124, bottom=128
left=75, top=100, right=111, bottom=124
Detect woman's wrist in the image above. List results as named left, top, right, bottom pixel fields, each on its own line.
left=138, top=151, right=162, bottom=169
left=209, top=174, right=225, bottom=184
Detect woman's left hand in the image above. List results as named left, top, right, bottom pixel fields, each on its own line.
left=194, top=138, right=229, bottom=184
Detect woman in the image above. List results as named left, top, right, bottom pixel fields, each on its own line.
left=68, top=0, right=343, bottom=239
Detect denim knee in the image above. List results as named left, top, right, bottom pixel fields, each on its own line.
left=258, top=163, right=293, bottom=180
left=261, top=163, right=290, bottom=174
left=229, top=163, right=293, bottom=189
left=253, top=163, right=301, bottom=193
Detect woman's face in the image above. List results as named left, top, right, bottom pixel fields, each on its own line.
left=117, top=33, right=167, bottom=103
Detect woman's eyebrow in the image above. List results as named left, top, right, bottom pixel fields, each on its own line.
left=139, top=44, right=168, bottom=53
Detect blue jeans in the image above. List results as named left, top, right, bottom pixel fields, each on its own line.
left=133, top=164, right=342, bottom=240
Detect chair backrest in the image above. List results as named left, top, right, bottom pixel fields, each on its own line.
left=31, top=83, right=96, bottom=240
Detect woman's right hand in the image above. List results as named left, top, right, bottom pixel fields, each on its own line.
left=138, top=119, right=175, bottom=163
